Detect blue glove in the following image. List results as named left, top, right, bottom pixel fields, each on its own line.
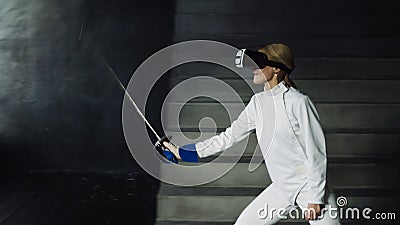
left=179, top=144, right=199, bottom=162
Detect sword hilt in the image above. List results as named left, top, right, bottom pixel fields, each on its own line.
left=154, top=135, right=178, bottom=164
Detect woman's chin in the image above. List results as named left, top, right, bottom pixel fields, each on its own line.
left=253, top=78, right=264, bottom=85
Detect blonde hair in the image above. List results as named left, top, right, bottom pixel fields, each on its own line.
left=259, top=44, right=297, bottom=89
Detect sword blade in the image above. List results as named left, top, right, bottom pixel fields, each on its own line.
left=101, top=57, right=162, bottom=141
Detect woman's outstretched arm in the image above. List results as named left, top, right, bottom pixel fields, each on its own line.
left=165, top=95, right=257, bottom=162
left=195, top=96, right=257, bottom=158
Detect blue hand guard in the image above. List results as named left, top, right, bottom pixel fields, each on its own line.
left=179, top=144, right=199, bottom=162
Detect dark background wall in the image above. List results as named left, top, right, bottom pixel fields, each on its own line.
left=0, top=0, right=174, bottom=172
left=1, top=0, right=400, bottom=174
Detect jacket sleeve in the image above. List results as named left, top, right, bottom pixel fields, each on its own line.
left=178, top=95, right=257, bottom=160
left=296, top=95, right=327, bottom=204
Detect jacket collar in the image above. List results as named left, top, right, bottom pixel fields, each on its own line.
left=263, top=80, right=288, bottom=96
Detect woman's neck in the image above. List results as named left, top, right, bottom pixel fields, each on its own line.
left=264, top=79, right=280, bottom=90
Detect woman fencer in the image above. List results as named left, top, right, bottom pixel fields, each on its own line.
left=163, top=43, right=342, bottom=225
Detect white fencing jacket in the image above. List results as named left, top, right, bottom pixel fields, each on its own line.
left=184, top=80, right=327, bottom=205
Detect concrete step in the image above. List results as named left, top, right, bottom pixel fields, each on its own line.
left=157, top=221, right=400, bottom=225
left=163, top=102, right=400, bottom=132
left=176, top=0, right=399, bottom=18
left=157, top=221, right=398, bottom=225
left=160, top=163, right=400, bottom=188
left=168, top=79, right=400, bottom=103
left=156, top=221, right=313, bottom=225
left=166, top=132, right=400, bottom=158
left=172, top=37, right=400, bottom=58
left=169, top=58, right=400, bottom=80
left=157, top=186, right=398, bottom=223
left=175, top=15, right=400, bottom=38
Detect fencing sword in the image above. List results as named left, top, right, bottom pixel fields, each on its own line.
left=79, top=25, right=178, bottom=164
left=104, top=60, right=178, bottom=164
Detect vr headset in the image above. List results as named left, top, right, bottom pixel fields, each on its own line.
left=235, top=49, right=293, bottom=74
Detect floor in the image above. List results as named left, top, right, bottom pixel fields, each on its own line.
left=0, top=172, right=160, bottom=225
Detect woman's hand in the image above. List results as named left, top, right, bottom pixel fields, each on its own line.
left=305, top=203, right=322, bottom=220
left=162, top=141, right=181, bottom=160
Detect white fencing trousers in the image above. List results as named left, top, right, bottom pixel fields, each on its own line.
left=234, top=184, right=342, bottom=225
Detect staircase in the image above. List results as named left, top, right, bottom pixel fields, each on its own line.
left=156, top=0, right=400, bottom=224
